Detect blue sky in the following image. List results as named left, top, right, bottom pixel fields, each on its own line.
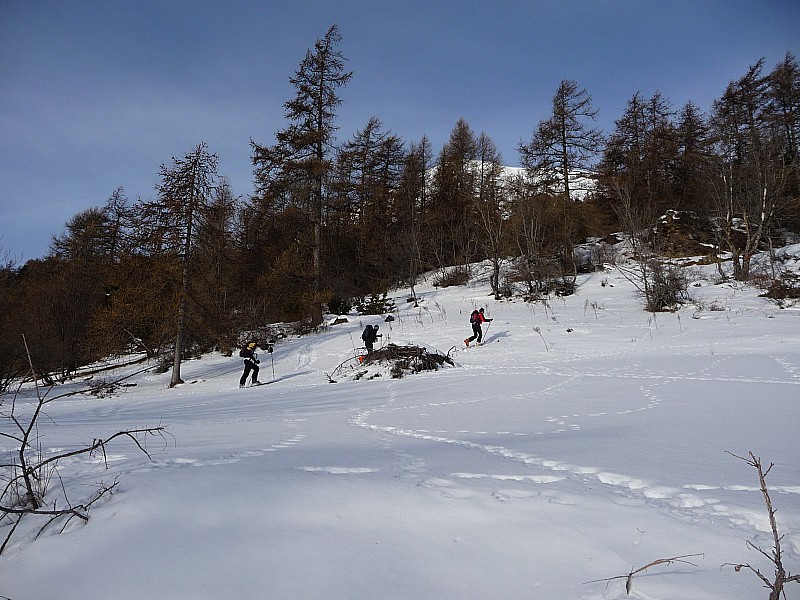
left=1, top=0, right=798, bottom=261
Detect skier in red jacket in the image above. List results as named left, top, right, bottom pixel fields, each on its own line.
left=464, top=307, right=492, bottom=347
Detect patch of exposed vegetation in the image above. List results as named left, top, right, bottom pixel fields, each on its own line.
left=432, top=267, right=470, bottom=288
left=761, top=272, right=800, bottom=301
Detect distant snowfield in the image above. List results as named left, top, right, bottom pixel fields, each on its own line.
left=2, top=253, right=799, bottom=600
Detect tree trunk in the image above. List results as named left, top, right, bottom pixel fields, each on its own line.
left=170, top=185, right=196, bottom=388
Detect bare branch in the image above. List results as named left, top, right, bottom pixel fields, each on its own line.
left=33, top=426, right=167, bottom=473
left=1, top=339, right=170, bottom=554
left=584, top=553, right=703, bottom=595
left=724, top=450, right=798, bottom=599
left=722, top=561, right=774, bottom=589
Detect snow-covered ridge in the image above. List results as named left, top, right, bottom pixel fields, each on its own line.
left=427, top=162, right=596, bottom=199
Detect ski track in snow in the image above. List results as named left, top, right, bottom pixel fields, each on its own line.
left=103, top=331, right=794, bottom=558
left=348, top=344, right=800, bottom=543
left=254, top=294, right=800, bottom=561
left=134, top=419, right=310, bottom=471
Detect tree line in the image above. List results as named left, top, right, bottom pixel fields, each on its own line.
left=1, top=25, right=798, bottom=386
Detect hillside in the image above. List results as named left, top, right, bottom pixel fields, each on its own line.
left=2, top=249, right=799, bottom=599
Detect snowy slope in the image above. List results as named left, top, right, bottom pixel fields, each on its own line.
left=2, top=257, right=799, bottom=600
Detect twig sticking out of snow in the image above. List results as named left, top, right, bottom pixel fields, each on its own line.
left=723, top=451, right=800, bottom=600
left=584, top=553, right=703, bottom=595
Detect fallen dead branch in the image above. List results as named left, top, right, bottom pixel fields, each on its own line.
left=326, top=344, right=453, bottom=382
left=359, top=344, right=453, bottom=378
left=584, top=553, right=703, bottom=595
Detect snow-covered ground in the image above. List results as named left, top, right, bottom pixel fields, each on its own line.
left=2, top=255, right=799, bottom=599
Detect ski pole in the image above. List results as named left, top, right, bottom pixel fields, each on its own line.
left=348, top=332, right=360, bottom=358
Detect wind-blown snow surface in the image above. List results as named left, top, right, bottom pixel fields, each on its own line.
left=3, top=260, right=799, bottom=599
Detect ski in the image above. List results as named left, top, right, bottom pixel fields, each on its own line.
left=457, top=339, right=498, bottom=350
left=239, top=380, right=276, bottom=389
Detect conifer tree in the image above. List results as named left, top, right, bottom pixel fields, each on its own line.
left=475, top=132, right=506, bottom=297
left=396, top=136, right=432, bottom=302
left=431, top=118, right=478, bottom=268
left=673, top=101, right=713, bottom=212
left=332, top=116, right=405, bottom=291
left=191, top=177, right=240, bottom=351
left=520, top=80, right=603, bottom=202
left=519, top=80, right=603, bottom=270
left=599, top=91, right=678, bottom=230
left=767, top=51, right=800, bottom=206
left=251, top=25, right=352, bottom=323
left=145, top=142, right=219, bottom=386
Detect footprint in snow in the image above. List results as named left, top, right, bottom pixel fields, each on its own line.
left=299, top=467, right=378, bottom=474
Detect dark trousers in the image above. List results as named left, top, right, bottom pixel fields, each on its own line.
left=240, top=360, right=259, bottom=385
left=466, top=322, right=483, bottom=344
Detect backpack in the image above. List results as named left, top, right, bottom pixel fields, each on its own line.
left=362, top=326, right=374, bottom=343
left=469, top=310, right=480, bottom=324
left=238, top=346, right=247, bottom=358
